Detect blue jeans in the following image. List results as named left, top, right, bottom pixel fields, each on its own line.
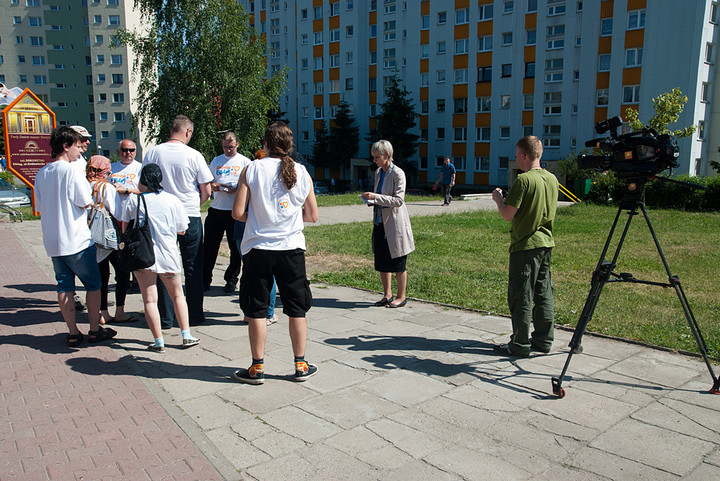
left=235, top=220, right=276, bottom=319
left=158, top=216, right=205, bottom=328
left=52, top=244, right=102, bottom=293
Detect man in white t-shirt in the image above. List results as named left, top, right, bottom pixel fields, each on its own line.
left=35, top=126, right=116, bottom=346
left=109, top=139, right=142, bottom=206
left=143, top=115, right=213, bottom=327
left=203, top=132, right=250, bottom=293
left=68, top=125, right=93, bottom=311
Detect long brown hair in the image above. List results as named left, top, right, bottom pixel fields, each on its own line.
left=264, top=122, right=296, bottom=190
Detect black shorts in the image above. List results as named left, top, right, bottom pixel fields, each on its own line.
left=239, top=248, right=312, bottom=318
left=373, top=224, right=407, bottom=273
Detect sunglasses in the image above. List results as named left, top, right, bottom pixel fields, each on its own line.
left=87, top=167, right=104, bottom=174
left=121, top=148, right=136, bottom=153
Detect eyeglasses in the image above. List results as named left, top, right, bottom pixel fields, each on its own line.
left=87, top=167, right=104, bottom=174
left=121, top=148, right=136, bottom=153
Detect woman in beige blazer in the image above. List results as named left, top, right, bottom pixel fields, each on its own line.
left=361, top=140, right=415, bottom=308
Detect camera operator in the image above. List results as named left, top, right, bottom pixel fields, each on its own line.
left=491, top=136, right=559, bottom=357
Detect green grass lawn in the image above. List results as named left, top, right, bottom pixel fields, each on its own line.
left=305, top=203, right=720, bottom=355
left=314, top=191, right=438, bottom=207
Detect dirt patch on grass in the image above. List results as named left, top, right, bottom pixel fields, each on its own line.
left=305, top=252, right=372, bottom=277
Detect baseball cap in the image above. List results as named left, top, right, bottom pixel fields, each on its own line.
left=70, top=125, right=92, bottom=138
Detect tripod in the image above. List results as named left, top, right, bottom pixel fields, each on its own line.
left=551, top=180, right=719, bottom=398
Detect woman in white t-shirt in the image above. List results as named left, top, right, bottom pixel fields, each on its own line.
left=122, top=163, right=200, bottom=353
left=231, top=122, right=319, bottom=385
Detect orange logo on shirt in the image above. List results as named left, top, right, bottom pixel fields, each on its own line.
left=279, top=201, right=289, bottom=209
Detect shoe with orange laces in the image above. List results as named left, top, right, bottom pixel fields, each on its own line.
left=294, top=361, right=318, bottom=382
left=234, top=362, right=265, bottom=385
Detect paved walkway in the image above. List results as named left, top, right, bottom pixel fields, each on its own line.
left=2, top=198, right=719, bottom=480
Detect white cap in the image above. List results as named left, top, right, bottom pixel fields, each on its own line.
left=70, top=125, right=92, bottom=138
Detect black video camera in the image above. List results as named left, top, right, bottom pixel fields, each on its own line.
left=578, top=116, right=679, bottom=179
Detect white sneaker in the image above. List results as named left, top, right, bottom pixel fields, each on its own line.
left=266, top=314, right=278, bottom=326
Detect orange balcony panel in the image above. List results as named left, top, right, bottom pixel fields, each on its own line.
left=329, top=93, right=340, bottom=104
left=369, top=64, right=377, bottom=76
left=313, top=44, right=324, bottom=57
left=624, top=29, right=645, bottom=48
left=454, top=55, right=469, bottom=69
left=601, top=0, right=614, bottom=17
left=417, top=171, right=427, bottom=183
left=453, top=84, right=468, bottom=98
left=313, top=0, right=323, bottom=6
left=313, top=70, right=324, bottom=82
left=474, top=143, right=490, bottom=156
left=621, top=104, right=639, bottom=120
left=598, top=36, right=612, bottom=54
left=421, top=1, right=430, bottom=15
left=474, top=172, right=490, bottom=185
left=329, top=42, right=340, bottom=54
left=421, top=30, right=429, bottom=44
left=420, top=58, right=429, bottom=72
left=523, top=78, right=535, bottom=94
left=313, top=120, right=324, bottom=131
left=596, top=72, right=610, bottom=89
left=622, top=67, right=642, bottom=85
left=369, top=37, right=377, bottom=50
left=451, top=144, right=466, bottom=156
left=260, top=10, right=266, bottom=22
left=369, top=118, right=377, bottom=130
left=475, top=113, right=491, bottom=126
left=524, top=46, right=536, bottom=62
left=313, top=95, right=324, bottom=107
left=477, top=51, right=492, bottom=65
left=419, top=144, right=428, bottom=156
left=455, top=172, right=466, bottom=184
left=477, top=21, right=493, bottom=36
left=313, top=19, right=323, bottom=31
left=457, top=0, right=470, bottom=8
left=595, top=107, right=609, bottom=124
left=420, top=87, right=429, bottom=100
left=420, top=115, right=428, bottom=128
left=522, top=110, right=534, bottom=125
left=369, top=91, right=377, bottom=103
left=475, top=82, right=492, bottom=96
left=525, top=12, right=537, bottom=29
left=369, top=10, right=377, bottom=24
left=627, top=0, right=647, bottom=10
left=329, top=16, right=340, bottom=29
left=452, top=114, right=468, bottom=126
left=455, top=24, right=469, bottom=39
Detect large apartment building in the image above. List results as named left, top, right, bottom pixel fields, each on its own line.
left=243, top=0, right=720, bottom=186
left=1, top=0, right=144, bottom=157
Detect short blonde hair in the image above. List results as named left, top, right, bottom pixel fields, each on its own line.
left=516, top=135, right=543, bottom=161
left=371, top=140, right=393, bottom=160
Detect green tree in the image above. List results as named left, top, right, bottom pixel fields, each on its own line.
left=328, top=100, right=359, bottom=170
left=117, top=0, right=286, bottom=160
left=625, top=88, right=696, bottom=138
left=369, top=77, right=420, bottom=173
left=311, top=122, right=331, bottom=169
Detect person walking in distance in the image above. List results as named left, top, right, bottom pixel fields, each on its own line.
left=142, top=115, right=213, bottom=328
left=203, top=132, right=251, bottom=293
left=491, top=135, right=558, bottom=358
left=232, top=122, right=319, bottom=385
left=436, top=156, right=456, bottom=206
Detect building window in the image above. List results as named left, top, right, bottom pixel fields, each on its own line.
left=330, top=29, right=340, bottom=42
left=18, top=55, right=26, bottom=64
left=477, top=96, right=491, bottom=112
left=101, top=131, right=109, bottom=139
left=628, top=9, right=646, bottom=29
left=502, top=32, right=513, bottom=46
left=501, top=64, right=512, bottom=77
left=524, top=93, right=534, bottom=110
left=113, top=93, right=124, bottom=103
left=601, top=18, right=613, bottom=36
left=98, top=74, right=106, bottom=83
left=547, top=25, right=565, bottom=38
left=500, top=95, right=511, bottom=109
left=314, top=57, right=323, bottom=69
left=345, top=78, right=354, bottom=90
left=111, top=74, right=123, bottom=84
left=454, top=68, right=468, bottom=84
left=500, top=126, right=510, bottom=139
left=545, top=58, right=563, bottom=83
left=456, top=38, right=469, bottom=54
left=711, top=2, right=719, bottom=24
left=97, top=54, right=105, bottom=63
left=115, top=131, right=126, bottom=141
left=30, top=36, right=44, bottom=46
left=698, top=120, right=705, bottom=140
left=314, top=106, right=324, bottom=119
left=453, top=156, right=466, bottom=170
left=437, top=70, right=447, bottom=83
left=437, top=41, right=447, bottom=54
left=577, top=1, right=583, bottom=12
left=95, top=35, right=103, bottom=44
left=525, top=62, right=535, bottom=78
left=524, top=125, right=534, bottom=137
left=314, top=82, right=323, bottom=94
left=421, top=100, right=429, bottom=114
left=455, top=8, right=469, bottom=24
left=479, top=3, right=493, bottom=20
left=547, top=38, right=564, bottom=50
left=436, top=99, right=445, bottom=111
left=314, top=31, right=323, bottom=45
left=420, top=73, right=429, bottom=86
left=114, top=112, right=125, bottom=122
left=475, top=156, right=490, bottom=171
left=478, top=127, right=491, bottom=141
left=111, top=54, right=122, bottom=65
left=454, top=128, right=467, bottom=142
left=19, top=75, right=27, bottom=83
left=301, top=34, right=308, bottom=45
left=701, top=82, right=710, bottom=102
left=499, top=157, right=509, bottom=169
left=528, top=0, right=537, bottom=12
left=504, top=1, right=514, bottom=14
left=706, top=43, right=715, bottom=63
left=346, top=52, right=354, bottom=63
left=330, top=1, right=339, bottom=16
left=31, top=55, right=45, bottom=65
left=99, top=93, right=107, bottom=102
left=575, top=36, right=582, bottom=47
left=16, top=36, right=24, bottom=45
left=422, top=15, right=429, bottom=29
left=330, top=54, right=340, bottom=67
left=436, top=128, right=445, bottom=140
left=438, top=11, right=447, bottom=24
left=548, top=3, right=566, bottom=16
left=421, top=44, right=430, bottom=58
left=314, top=5, right=322, bottom=19
left=346, top=25, right=354, bottom=37
left=33, top=75, right=47, bottom=85
left=597, top=89, right=609, bottom=106
left=28, top=17, right=42, bottom=27
left=625, top=48, right=643, bottom=67
left=598, top=54, right=611, bottom=71
left=13, top=16, right=22, bottom=25
left=526, top=29, right=536, bottom=45
left=478, top=35, right=493, bottom=52
left=623, top=85, right=640, bottom=103
left=478, top=66, right=492, bottom=82
left=543, top=125, right=561, bottom=147
left=454, top=97, right=467, bottom=113
left=108, top=15, right=120, bottom=25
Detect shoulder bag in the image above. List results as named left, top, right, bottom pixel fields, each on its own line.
left=88, top=181, right=120, bottom=250
left=117, top=193, right=155, bottom=271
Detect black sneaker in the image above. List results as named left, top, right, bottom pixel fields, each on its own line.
left=74, top=294, right=86, bottom=311
left=493, top=343, right=530, bottom=358
left=530, top=343, right=551, bottom=354
left=233, top=364, right=265, bottom=385
left=294, top=361, right=318, bottom=382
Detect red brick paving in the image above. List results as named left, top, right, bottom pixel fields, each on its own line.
left=0, top=224, right=222, bottom=480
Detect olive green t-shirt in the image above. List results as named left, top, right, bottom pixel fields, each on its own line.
left=505, top=169, right=559, bottom=253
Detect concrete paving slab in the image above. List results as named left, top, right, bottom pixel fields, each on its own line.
left=260, top=406, right=344, bottom=443
left=423, top=445, right=534, bottom=481
left=685, top=462, right=720, bottom=481
left=295, top=385, right=403, bottom=429
left=629, top=397, right=720, bottom=442
left=356, top=369, right=454, bottom=407
left=364, top=417, right=448, bottom=459
left=570, top=446, right=680, bottom=480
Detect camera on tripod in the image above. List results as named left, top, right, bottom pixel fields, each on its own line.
left=578, top=116, right=680, bottom=179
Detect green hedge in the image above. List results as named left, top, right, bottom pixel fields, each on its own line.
left=581, top=172, right=720, bottom=211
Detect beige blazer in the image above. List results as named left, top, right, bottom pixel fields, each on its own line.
left=372, top=163, right=415, bottom=258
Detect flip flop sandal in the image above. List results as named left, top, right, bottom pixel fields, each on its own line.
left=88, top=326, right=117, bottom=344
left=110, top=315, right=139, bottom=324
left=67, top=333, right=83, bottom=347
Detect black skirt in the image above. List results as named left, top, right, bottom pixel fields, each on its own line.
left=373, top=223, right=407, bottom=273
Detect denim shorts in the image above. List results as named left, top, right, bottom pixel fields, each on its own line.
left=51, top=244, right=102, bottom=293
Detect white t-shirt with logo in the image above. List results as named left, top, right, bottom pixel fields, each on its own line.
left=240, top=157, right=312, bottom=255
left=209, top=153, right=251, bottom=211
left=121, top=192, right=189, bottom=273
left=142, top=142, right=213, bottom=217
left=35, top=160, right=94, bottom=257
left=109, top=160, right=142, bottom=212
